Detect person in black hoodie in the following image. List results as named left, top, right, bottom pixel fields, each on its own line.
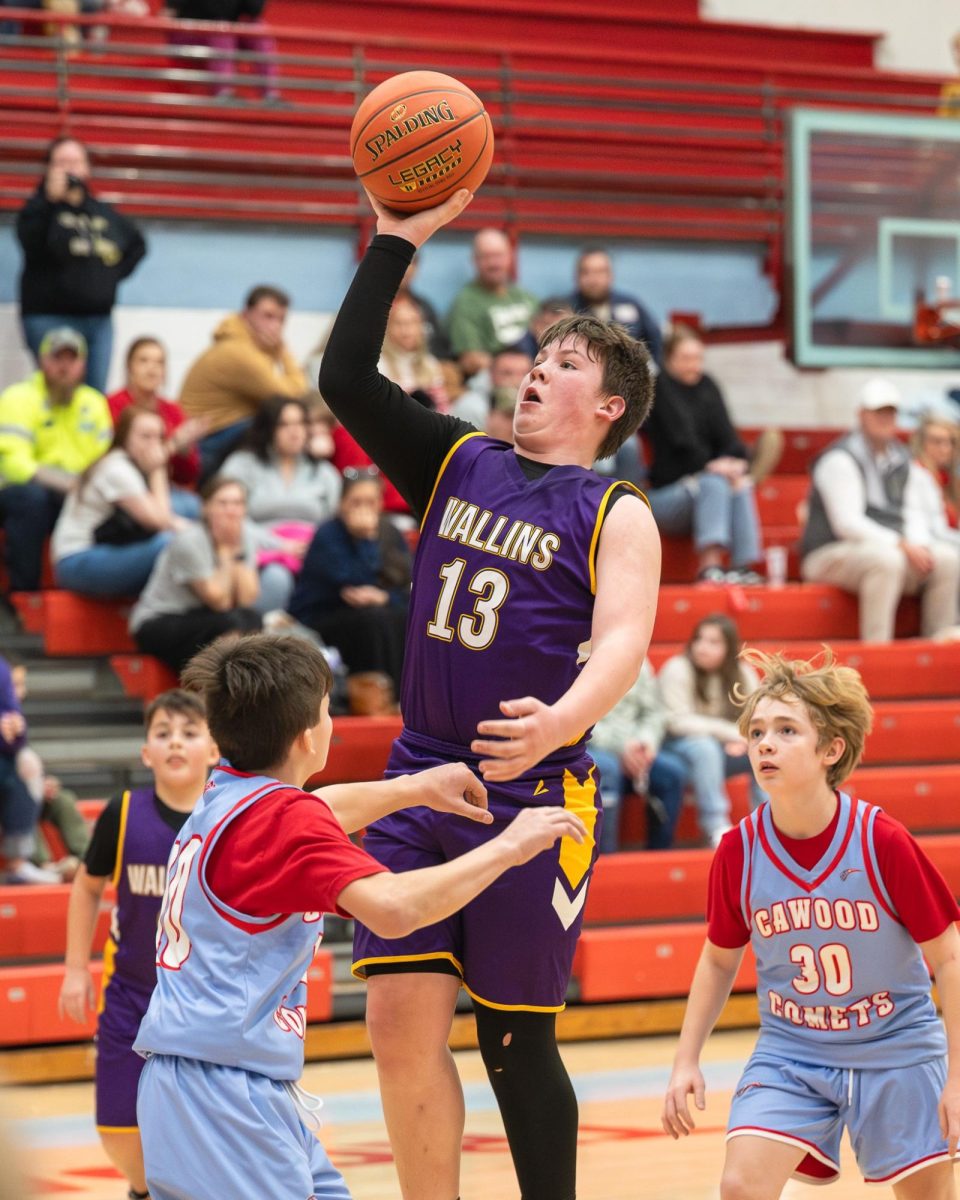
left=16, top=137, right=147, bottom=395
left=645, top=324, right=764, bottom=584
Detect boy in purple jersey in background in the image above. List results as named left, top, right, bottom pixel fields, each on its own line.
left=59, top=689, right=218, bottom=1200
left=318, top=187, right=661, bottom=1200
left=662, top=651, right=960, bottom=1199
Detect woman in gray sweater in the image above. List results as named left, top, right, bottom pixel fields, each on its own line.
left=221, top=395, right=341, bottom=612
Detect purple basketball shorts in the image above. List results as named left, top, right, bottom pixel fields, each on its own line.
left=352, top=729, right=602, bottom=1010
left=95, top=975, right=153, bottom=1129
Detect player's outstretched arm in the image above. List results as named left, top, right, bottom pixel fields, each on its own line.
left=922, top=922, right=960, bottom=1156
left=316, top=764, right=491, bottom=835
left=59, top=864, right=108, bottom=1022
left=472, top=495, right=661, bottom=782
left=662, top=939, right=744, bottom=1139
left=366, top=186, right=473, bottom=249
left=337, top=806, right=585, bottom=939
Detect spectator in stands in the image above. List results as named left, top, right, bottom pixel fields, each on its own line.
left=644, top=326, right=764, bottom=584
left=657, top=614, right=764, bottom=848
left=0, top=328, right=112, bottom=593
left=450, top=345, right=533, bottom=433
left=0, top=653, right=59, bottom=883
left=330, top=420, right=411, bottom=523
left=16, top=136, right=147, bottom=393
left=306, top=395, right=336, bottom=462
left=8, top=658, right=88, bottom=881
left=589, top=661, right=688, bottom=852
left=108, top=336, right=204, bottom=496
left=801, top=380, right=960, bottom=642
left=380, top=297, right=449, bottom=410
left=909, top=414, right=960, bottom=550
left=570, top=246, right=663, bottom=364
left=447, top=228, right=537, bottom=380
left=288, top=469, right=412, bottom=695
left=167, top=0, right=280, bottom=102
left=515, top=295, right=574, bottom=360
left=180, top=284, right=307, bottom=477
left=129, top=476, right=262, bottom=672
left=396, top=254, right=453, bottom=361
left=51, top=407, right=184, bottom=597
left=221, top=396, right=342, bottom=612
left=938, top=30, right=960, bottom=117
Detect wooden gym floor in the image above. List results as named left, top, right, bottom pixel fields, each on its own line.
left=0, top=1030, right=898, bottom=1198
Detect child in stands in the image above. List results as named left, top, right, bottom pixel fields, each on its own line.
left=662, top=650, right=960, bottom=1199
left=133, top=632, right=585, bottom=1200
left=0, top=652, right=59, bottom=884
left=59, top=688, right=219, bottom=1200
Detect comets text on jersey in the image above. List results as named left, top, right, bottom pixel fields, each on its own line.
left=437, top=495, right=560, bottom=571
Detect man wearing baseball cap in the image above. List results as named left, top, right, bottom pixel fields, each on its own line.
left=0, top=326, right=111, bottom=593
left=800, top=378, right=959, bottom=641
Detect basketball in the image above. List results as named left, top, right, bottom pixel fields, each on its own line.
left=351, top=70, right=494, bottom=212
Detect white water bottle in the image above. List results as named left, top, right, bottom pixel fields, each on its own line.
left=765, top=545, right=787, bottom=588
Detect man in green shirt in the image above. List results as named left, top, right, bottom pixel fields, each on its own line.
left=0, top=327, right=111, bottom=591
left=447, top=228, right=538, bottom=380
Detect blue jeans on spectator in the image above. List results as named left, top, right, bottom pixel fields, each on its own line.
left=661, top=734, right=765, bottom=845
left=592, top=745, right=689, bottom=852
left=21, top=312, right=114, bottom=395
left=199, top=421, right=253, bottom=480
left=0, top=754, right=39, bottom=861
left=171, top=488, right=202, bottom=520
left=647, top=472, right=762, bottom=569
left=0, top=481, right=64, bottom=591
left=54, top=533, right=171, bottom=597
left=255, top=562, right=296, bottom=614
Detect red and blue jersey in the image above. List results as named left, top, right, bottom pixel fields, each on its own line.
left=737, top=792, right=947, bottom=1068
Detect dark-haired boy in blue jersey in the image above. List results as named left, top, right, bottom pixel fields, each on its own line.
left=133, top=633, right=585, bottom=1200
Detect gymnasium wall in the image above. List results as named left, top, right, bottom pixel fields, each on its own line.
left=704, top=0, right=957, bottom=75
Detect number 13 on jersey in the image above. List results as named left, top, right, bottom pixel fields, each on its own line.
left=427, top=558, right=510, bottom=651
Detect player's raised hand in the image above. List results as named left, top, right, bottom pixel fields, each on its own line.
left=365, top=186, right=473, bottom=248
left=661, top=1063, right=707, bottom=1139
left=939, top=1076, right=960, bottom=1157
left=498, top=805, right=586, bottom=866
left=415, top=762, right=492, bottom=824
left=58, top=966, right=96, bottom=1024
left=472, top=696, right=562, bottom=782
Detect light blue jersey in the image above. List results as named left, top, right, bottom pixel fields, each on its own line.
left=134, top=764, right=324, bottom=1079
left=134, top=764, right=350, bottom=1200
left=739, top=792, right=945, bottom=1069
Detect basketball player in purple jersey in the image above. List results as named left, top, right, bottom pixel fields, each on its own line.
left=319, top=187, right=661, bottom=1200
left=662, top=652, right=960, bottom=1198
left=59, top=689, right=218, bottom=1200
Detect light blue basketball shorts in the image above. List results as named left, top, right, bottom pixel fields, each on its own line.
left=137, top=1054, right=352, bottom=1200
left=727, top=1049, right=952, bottom=1187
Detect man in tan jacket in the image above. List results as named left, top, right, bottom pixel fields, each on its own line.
left=181, top=285, right=307, bottom=476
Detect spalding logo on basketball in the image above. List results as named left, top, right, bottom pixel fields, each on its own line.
left=351, top=70, right=495, bottom=212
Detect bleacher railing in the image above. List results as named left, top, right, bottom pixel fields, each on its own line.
left=0, top=7, right=946, bottom=240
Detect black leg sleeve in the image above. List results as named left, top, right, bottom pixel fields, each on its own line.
left=473, top=1003, right=577, bottom=1200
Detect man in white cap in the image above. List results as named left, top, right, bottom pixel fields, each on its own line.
left=800, top=378, right=959, bottom=641
left=0, top=327, right=111, bottom=592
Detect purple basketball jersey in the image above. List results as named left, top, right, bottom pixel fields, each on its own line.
left=402, top=433, right=642, bottom=751
left=103, top=787, right=180, bottom=993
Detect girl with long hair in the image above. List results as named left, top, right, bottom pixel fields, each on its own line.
left=657, top=613, right=764, bottom=846
left=52, top=406, right=184, bottom=597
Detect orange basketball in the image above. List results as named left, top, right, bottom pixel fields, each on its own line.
left=351, top=70, right=494, bottom=212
